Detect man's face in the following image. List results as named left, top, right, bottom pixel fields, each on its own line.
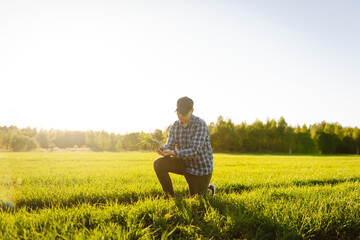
left=177, top=109, right=193, bottom=126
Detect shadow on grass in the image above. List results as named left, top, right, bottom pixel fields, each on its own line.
left=162, top=195, right=303, bottom=240
left=221, top=176, right=360, bottom=194
left=215, top=153, right=360, bottom=157
left=292, top=176, right=360, bottom=186
left=14, top=189, right=165, bottom=210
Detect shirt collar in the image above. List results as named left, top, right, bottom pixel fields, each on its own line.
left=181, top=114, right=195, bottom=128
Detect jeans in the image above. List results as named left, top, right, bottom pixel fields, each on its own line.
left=153, top=156, right=212, bottom=197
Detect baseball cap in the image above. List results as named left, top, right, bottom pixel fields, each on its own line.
left=176, top=96, right=193, bottom=114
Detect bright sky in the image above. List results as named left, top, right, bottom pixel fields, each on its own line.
left=1, top=0, right=359, bottom=134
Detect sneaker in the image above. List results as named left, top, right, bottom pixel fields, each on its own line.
left=208, top=183, right=216, bottom=195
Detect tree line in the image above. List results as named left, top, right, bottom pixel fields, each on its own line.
left=209, top=116, right=359, bottom=154
left=1, top=116, right=359, bottom=154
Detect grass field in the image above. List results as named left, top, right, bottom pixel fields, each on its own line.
left=1, top=152, right=360, bottom=239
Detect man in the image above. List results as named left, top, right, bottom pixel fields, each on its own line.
left=153, top=96, right=215, bottom=198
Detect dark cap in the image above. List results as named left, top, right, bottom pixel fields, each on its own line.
left=176, top=96, right=193, bottom=114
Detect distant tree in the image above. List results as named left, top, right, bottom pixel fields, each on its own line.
left=246, top=120, right=266, bottom=152
left=85, top=131, right=97, bottom=150
left=294, top=125, right=317, bottom=154
left=0, top=127, right=6, bottom=149
left=284, top=126, right=296, bottom=154
left=9, top=134, right=26, bottom=151
left=99, top=131, right=111, bottom=151
left=52, top=130, right=66, bottom=148
left=122, top=132, right=142, bottom=151
left=352, top=127, right=360, bottom=154
left=0, top=130, right=10, bottom=150
left=337, top=136, right=356, bottom=154
left=210, top=116, right=242, bottom=152
left=37, top=130, right=50, bottom=148
left=109, top=133, right=117, bottom=151
left=73, top=131, right=86, bottom=148
left=316, top=132, right=338, bottom=154
left=235, top=122, right=247, bottom=151
left=208, top=122, right=215, bottom=135
left=113, top=134, right=123, bottom=151
left=264, top=119, right=277, bottom=152
left=162, top=125, right=171, bottom=144
left=275, top=117, right=287, bottom=152
left=20, top=127, right=37, bottom=138
left=8, top=133, right=38, bottom=151
left=235, top=122, right=247, bottom=137
left=26, top=137, right=38, bottom=151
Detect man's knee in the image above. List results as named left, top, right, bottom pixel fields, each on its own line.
left=153, top=157, right=166, bottom=171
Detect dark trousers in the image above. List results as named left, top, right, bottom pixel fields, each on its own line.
left=153, top=156, right=212, bottom=197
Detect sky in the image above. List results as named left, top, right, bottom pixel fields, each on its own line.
left=1, top=0, right=359, bottom=134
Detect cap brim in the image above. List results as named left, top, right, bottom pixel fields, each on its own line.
left=176, top=107, right=188, bottom=114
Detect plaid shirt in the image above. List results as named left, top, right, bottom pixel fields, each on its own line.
left=164, top=114, right=213, bottom=176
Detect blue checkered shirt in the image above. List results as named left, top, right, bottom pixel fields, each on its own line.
left=164, top=114, right=213, bottom=176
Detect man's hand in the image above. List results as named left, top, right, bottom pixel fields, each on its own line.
left=154, top=146, right=175, bottom=157
left=162, top=149, right=175, bottom=157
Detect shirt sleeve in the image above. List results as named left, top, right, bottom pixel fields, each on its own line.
left=164, top=124, right=176, bottom=151
left=176, top=120, right=208, bottom=159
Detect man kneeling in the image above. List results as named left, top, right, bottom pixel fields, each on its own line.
left=153, top=96, right=215, bottom=198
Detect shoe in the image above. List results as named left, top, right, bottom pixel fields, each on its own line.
left=208, top=183, right=216, bottom=195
